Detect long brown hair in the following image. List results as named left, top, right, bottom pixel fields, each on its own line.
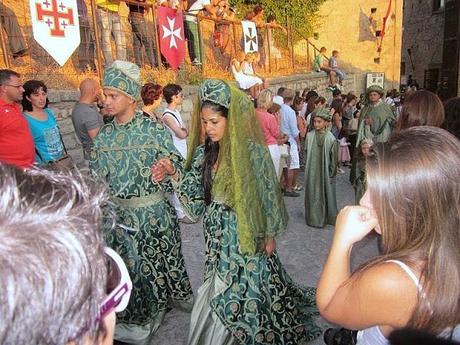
left=364, top=127, right=460, bottom=334
left=396, top=90, right=445, bottom=131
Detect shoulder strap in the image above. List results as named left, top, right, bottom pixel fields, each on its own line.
left=46, top=108, right=69, bottom=155
left=162, top=111, right=180, bottom=124
left=385, top=260, right=420, bottom=288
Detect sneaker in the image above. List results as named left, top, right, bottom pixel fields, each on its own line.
left=191, top=59, right=202, bottom=66
left=284, top=190, right=300, bottom=197
left=294, top=184, right=303, bottom=191
left=337, top=168, right=345, bottom=174
left=326, top=85, right=335, bottom=92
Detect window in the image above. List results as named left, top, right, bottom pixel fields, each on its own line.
left=433, top=0, right=445, bottom=12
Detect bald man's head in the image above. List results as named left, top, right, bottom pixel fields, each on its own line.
left=79, top=78, right=101, bottom=102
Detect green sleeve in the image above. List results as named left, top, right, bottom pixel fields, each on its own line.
left=153, top=123, right=185, bottom=192
left=171, top=146, right=206, bottom=221
left=89, top=136, right=108, bottom=181
left=329, top=136, right=338, bottom=178
left=249, top=143, right=288, bottom=238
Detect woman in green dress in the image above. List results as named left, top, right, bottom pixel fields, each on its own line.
left=153, top=79, right=321, bottom=345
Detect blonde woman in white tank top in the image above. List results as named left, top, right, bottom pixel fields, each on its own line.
left=316, top=127, right=460, bottom=345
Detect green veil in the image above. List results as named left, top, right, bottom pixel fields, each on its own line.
left=187, top=79, right=288, bottom=255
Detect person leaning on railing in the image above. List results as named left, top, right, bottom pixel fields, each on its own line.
left=96, top=0, right=126, bottom=65
left=184, top=0, right=218, bottom=66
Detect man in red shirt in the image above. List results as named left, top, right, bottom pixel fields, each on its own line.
left=0, top=69, right=34, bottom=168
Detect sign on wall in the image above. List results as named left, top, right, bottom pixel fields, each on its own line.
left=29, top=0, right=80, bottom=66
left=366, top=72, right=385, bottom=89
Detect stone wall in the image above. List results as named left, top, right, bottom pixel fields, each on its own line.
left=309, top=0, right=403, bottom=89
left=52, top=73, right=357, bottom=168
left=400, top=0, right=445, bottom=88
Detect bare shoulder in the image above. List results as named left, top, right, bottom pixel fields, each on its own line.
left=322, top=261, right=419, bottom=329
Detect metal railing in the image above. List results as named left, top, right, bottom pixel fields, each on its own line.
left=0, top=0, right=324, bottom=87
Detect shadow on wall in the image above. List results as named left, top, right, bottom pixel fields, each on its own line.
left=358, top=6, right=378, bottom=42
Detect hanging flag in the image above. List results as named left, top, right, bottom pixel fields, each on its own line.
left=378, top=0, right=393, bottom=52
left=29, top=0, right=80, bottom=66
left=158, top=6, right=185, bottom=70
left=241, top=20, right=258, bottom=53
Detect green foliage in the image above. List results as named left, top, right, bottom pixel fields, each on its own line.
left=229, top=0, right=327, bottom=41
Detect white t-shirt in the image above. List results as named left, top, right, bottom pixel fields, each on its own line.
left=185, top=0, right=211, bottom=22
left=162, top=108, right=187, bottom=158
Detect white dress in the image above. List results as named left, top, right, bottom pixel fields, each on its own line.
left=231, top=61, right=263, bottom=90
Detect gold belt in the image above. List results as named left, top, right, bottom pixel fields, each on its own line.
left=113, top=191, right=164, bottom=208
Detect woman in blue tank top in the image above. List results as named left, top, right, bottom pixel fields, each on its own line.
left=22, top=80, right=65, bottom=165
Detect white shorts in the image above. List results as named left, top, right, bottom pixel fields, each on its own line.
left=268, top=144, right=281, bottom=180
left=288, top=142, right=300, bottom=169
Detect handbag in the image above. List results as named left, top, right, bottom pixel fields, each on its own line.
left=348, top=118, right=359, bottom=132
left=48, top=154, right=75, bottom=171
left=36, top=127, right=75, bottom=171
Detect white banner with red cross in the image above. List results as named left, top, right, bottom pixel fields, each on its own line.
left=29, top=0, right=80, bottom=66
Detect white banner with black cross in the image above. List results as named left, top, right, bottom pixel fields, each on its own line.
left=241, top=20, right=258, bottom=53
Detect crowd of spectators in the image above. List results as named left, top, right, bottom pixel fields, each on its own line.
left=0, top=59, right=459, bottom=345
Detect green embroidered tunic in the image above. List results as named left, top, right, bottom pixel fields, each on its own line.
left=89, top=112, right=193, bottom=343
left=304, top=130, right=339, bottom=228
left=174, top=144, right=321, bottom=345
left=350, top=100, right=394, bottom=185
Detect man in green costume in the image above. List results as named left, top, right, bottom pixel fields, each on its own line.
left=304, top=107, right=338, bottom=228
left=89, top=60, right=193, bottom=345
left=350, top=85, right=395, bottom=185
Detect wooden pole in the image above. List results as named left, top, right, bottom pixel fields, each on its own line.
left=232, top=21, right=238, bottom=57
left=265, top=25, right=271, bottom=73
left=151, top=5, right=162, bottom=69
left=197, top=15, right=204, bottom=73
left=90, top=0, right=103, bottom=81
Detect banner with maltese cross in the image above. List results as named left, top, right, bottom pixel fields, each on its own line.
left=242, top=20, right=258, bottom=53
left=158, top=6, right=185, bottom=70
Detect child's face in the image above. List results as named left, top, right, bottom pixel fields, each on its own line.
left=313, top=117, right=328, bottom=131
left=361, top=143, right=371, bottom=156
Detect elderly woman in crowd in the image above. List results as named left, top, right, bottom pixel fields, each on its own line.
left=0, top=164, right=131, bottom=345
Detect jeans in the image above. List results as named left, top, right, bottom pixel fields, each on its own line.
left=129, top=12, right=157, bottom=67
left=334, top=68, right=347, bottom=81
left=184, top=19, right=201, bottom=64
left=97, top=7, right=126, bottom=65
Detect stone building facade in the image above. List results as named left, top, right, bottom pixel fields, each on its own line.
left=400, top=0, right=446, bottom=91
left=401, top=0, right=460, bottom=97
left=310, top=0, right=403, bottom=91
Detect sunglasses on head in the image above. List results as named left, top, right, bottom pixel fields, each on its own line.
left=98, top=247, right=133, bottom=321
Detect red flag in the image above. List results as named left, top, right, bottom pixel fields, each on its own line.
left=378, top=0, right=393, bottom=51
left=158, top=6, right=185, bottom=70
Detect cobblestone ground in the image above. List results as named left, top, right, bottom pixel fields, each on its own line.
left=150, top=168, right=380, bottom=345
